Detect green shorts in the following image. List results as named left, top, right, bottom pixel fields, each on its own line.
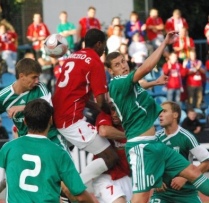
left=150, top=192, right=202, bottom=203
left=125, top=137, right=190, bottom=193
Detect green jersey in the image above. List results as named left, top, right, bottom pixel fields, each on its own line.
left=57, top=22, right=76, bottom=50
left=109, top=71, right=162, bottom=140
left=0, top=135, right=86, bottom=203
left=155, top=126, right=209, bottom=195
left=0, top=82, right=58, bottom=139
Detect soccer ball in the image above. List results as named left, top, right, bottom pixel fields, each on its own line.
left=43, top=34, right=68, bottom=58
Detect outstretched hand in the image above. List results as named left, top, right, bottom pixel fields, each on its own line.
left=164, top=31, right=179, bottom=45
left=155, top=74, right=169, bottom=85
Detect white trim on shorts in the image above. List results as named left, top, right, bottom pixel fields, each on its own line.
left=58, top=118, right=110, bottom=154
left=92, top=174, right=132, bottom=203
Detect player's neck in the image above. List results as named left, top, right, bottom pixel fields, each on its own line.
left=164, top=124, right=179, bottom=135
left=12, top=81, right=26, bottom=94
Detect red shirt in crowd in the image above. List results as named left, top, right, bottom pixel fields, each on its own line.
left=95, top=111, right=130, bottom=180
left=0, top=31, right=18, bottom=52
left=52, top=48, right=107, bottom=128
left=146, top=16, right=164, bottom=41
left=165, top=17, right=188, bottom=33
left=163, top=62, right=185, bottom=89
left=79, top=17, right=101, bottom=39
left=27, top=22, right=50, bottom=51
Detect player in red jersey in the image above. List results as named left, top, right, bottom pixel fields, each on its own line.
left=52, top=28, right=118, bottom=185
left=93, top=102, right=132, bottom=203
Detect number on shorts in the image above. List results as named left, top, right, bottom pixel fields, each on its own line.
left=58, top=61, right=75, bottom=88
left=150, top=198, right=161, bottom=203
left=106, top=185, right=114, bottom=195
left=19, top=154, right=41, bottom=192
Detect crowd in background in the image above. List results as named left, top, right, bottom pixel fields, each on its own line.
left=0, top=6, right=209, bottom=133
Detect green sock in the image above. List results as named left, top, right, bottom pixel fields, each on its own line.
left=192, top=174, right=209, bottom=196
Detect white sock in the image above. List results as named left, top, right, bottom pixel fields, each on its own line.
left=80, top=158, right=108, bottom=184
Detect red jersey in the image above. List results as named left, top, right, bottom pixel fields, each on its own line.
left=165, top=17, right=188, bottom=33
left=0, top=31, right=18, bottom=52
left=185, top=60, right=205, bottom=87
left=162, top=62, right=185, bottom=89
left=173, top=36, right=195, bottom=59
left=26, top=23, right=50, bottom=50
left=95, top=111, right=130, bottom=180
left=146, top=16, right=164, bottom=41
left=206, top=59, right=209, bottom=71
left=204, top=23, right=209, bottom=44
left=79, top=17, right=101, bottom=38
left=52, top=48, right=107, bottom=128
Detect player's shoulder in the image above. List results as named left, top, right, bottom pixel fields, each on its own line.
left=0, top=85, right=12, bottom=97
left=178, top=126, right=198, bottom=141
left=35, top=82, right=49, bottom=93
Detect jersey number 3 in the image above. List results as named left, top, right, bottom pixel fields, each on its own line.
left=19, top=154, right=41, bottom=192
left=58, top=61, right=75, bottom=88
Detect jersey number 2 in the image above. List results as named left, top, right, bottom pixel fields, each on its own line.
left=19, top=154, right=41, bottom=192
left=58, top=61, right=75, bottom=88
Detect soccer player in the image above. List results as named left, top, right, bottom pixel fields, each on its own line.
left=150, top=101, right=209, bottom=203
left=105, top=31, right=209, bottom=203
left=0, top=99, right=94, bottom=203
left=0, top=58, right=73, bottom=201
left=52, top=28, right=118, bottom=184
left=93, top=102, right=132, bottom=203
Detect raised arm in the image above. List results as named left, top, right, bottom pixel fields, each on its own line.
left=133, top=31, right=178, bottom=82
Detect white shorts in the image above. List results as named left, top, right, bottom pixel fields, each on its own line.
left=92, top=174, right=132, bottom=203
left=58, top=118, right=110, bottom=154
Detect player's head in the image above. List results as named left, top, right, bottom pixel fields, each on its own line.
left=15, top=58, right=42, bottom=90
left=105, top=52, right=130, bottom=76
left=109, top=102, right=121, bottom=126
left=84, top=28, right=106, bottom=56
left=23, top=99, right=53, bottom=134
left=159, top=101, right=181, bottom=127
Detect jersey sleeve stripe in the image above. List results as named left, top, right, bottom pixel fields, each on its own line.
left=179, top=127, right=199, bottom=147
left=37, top=83, right=49, bottom=96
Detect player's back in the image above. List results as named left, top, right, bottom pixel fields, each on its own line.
left=0, top=135, right=70, bottom=203
left=53, top=48, right=107, bottom=128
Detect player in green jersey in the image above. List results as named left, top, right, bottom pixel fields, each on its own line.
left=0, top=58, right=64, bottom=145
left=0, top=58, right=72, bottom=201
left=105, top=31, right=209, bottom=203
left=0, top=99, right=94, bottom=203
left=150, top=101, right=209, bottom=203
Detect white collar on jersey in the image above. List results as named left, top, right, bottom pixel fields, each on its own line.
left=26, top=134, right=47, bottom=139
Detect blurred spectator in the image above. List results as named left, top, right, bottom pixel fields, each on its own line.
left=183, top=50, right=206, bottom=109
left=107, top=25, right=127, bottom=53
left=206, top=51, right=209, bottom=71
left=38, top=47, right=56, bottom=92
left=173, top=27, right=195, bottom=63
left=57, top=11, right=76, bottom=53
left=124, top=11, right=146, bottom=45
left=0, top=116, right=9, bottom=148
left=204, top=15, right=209, bottom=51
left=106, top=16, right=124, bottom=38
left=128, top=32, right=148, bottom=67
left=162, top=52, right=186, bottom=104
left=146, top=9, right=165, bottom=51
left=23, top=51, right=35, bottom=60
left=26, top=13, right=50, bottom=60
left=165, top=9, right=189, bottom=33
left=181, top=108, right=202, bottom=135
left=119, top=43, right=136, bottom=71
left=0, top=23, right=18, bottom=75
left=76, top=6, right=101, bottom=50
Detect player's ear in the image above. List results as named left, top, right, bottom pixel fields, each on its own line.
left=49, top=116, right=53, bottom=126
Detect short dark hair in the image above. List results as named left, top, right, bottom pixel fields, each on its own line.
left=23, top=99, right=53, bottom=133
left=84, top=28, right=106, bottom=48
left=162, top=101, right=181, bottom=124
left=88, top=6, right=96, bottom=11
left=15, top=58, right=42, bottom=79
left=105, top=52, right=122, bottom=69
